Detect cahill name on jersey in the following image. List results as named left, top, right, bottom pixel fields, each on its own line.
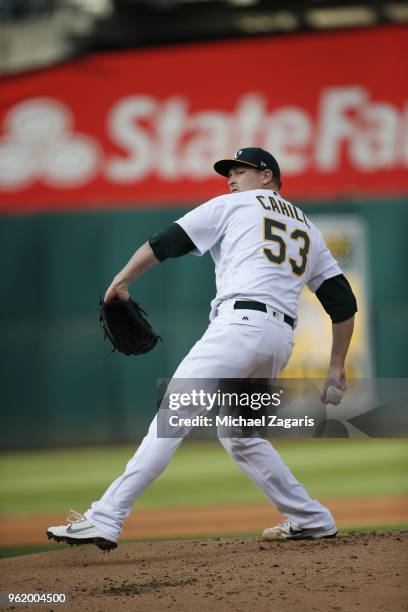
left=176, top=189, right=341, bottom=323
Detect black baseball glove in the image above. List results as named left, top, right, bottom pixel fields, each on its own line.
left=100, top=297, right=161, bottom=356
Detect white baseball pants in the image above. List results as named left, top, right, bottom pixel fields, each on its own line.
left=85, top=301, right=335, bottom=541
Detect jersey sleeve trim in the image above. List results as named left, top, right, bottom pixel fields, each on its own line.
left=307, top=264, right=342, bottom=293
left=175, top=220, right=204, bottom=256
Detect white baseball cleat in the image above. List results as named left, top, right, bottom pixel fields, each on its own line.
left=46, top=511, right=117, bottom=551
left=262, top=519, right=337, bottom=540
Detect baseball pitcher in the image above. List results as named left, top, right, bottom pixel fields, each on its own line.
left=47, top=147, right=357, bottom=550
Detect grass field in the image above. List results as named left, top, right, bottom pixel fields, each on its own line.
left=1, top=438, right=407, bottom=516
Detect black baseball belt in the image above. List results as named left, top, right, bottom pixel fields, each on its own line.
left=234, top=301, right=294, bottom=329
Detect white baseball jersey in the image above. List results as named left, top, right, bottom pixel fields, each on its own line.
left=176, top=189, right=341, bottom=323
left=85, top=188, right=339, bottom=541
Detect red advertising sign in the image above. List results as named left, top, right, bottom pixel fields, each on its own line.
left=0, top=26, right=407, bottom=213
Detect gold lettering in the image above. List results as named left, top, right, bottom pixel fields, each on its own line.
left=302, top=210, right=311, bottom=228
left=279, top=201, right=291, bottom=219
left=268, top=196, right=281, bottom=214
left=256, top=195, right=271, bottom=210
left=293, top=206, right=304, bottom=223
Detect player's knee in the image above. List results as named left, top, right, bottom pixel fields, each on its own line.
left=217, top=433, right=231, bottom=452
left=218, top=434, right=248, bottom=457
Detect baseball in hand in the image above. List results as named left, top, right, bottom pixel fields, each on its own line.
left=325, top=385, right=345, bottom=405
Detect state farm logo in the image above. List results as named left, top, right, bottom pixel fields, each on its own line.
left=0, top=87, right=407, bottom=192
left=103, top=89, right=408, bottom=181
left=0, top=98, right=101, bottom=190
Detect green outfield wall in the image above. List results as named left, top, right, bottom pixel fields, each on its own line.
left=1, top=199, right=407, bottom=449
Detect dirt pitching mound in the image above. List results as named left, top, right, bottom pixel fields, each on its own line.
left=1, top=531, right=407, bottom=611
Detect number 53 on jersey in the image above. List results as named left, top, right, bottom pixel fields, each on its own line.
left=263, top=218, right=310, bottom=277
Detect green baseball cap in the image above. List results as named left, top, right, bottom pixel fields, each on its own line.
left=214, top=147, right=281, bottom=180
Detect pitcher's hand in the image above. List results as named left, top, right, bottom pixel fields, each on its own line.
left=321, top=365, right=346, bottom=405
left=104, top=281, right=129, bottom=303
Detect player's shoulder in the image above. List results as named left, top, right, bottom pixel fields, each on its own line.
left=278, top=196, right=323, bottom=243
left=184, top=194, right=227, bottom=218
left=214, top=189, right=267, bottom=206
left=199, top=193, right=230, bottom=208
left=277, top=193, right=307, bottom=217
left=283, top=199, right=319, bottom=236
left=196, top=192, right=246, bottom=214
left=267, top=191, right=315, bottom=232
left=210, top=191, right=246, bottom=203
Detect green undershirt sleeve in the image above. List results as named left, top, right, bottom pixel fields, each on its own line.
left=148, top=223, right=196, bottom=262
left=315, top=274, right=358, bottom=323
